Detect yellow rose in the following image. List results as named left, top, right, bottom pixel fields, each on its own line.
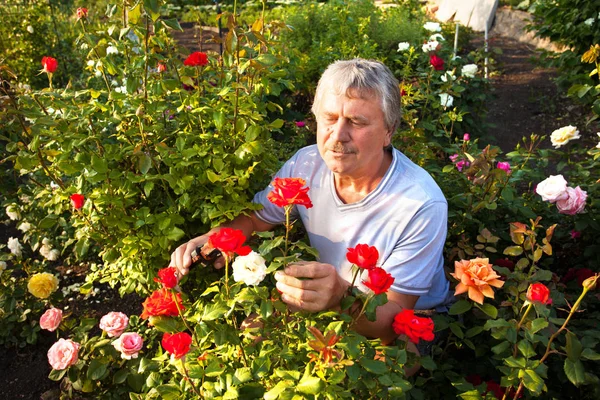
left=28, top=272, right=59, bottom=299
left=550, top=125, right=580, bottom=148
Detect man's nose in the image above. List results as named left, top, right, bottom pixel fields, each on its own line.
left=329, top=119, right=350, bottom=142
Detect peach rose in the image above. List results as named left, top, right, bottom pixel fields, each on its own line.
left=450, top=258, right=505, bottom=304
left=556, top=186, right=587, bottom=215
left=47, top=339, right=80, bottom=370
left=99, top=312, right=129, bottom=338
left=112, top=332, right=143, bottom=359
left=40, top=308, right=63, bottom=332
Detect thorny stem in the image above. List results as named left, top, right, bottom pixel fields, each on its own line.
left=79, top=19, right=112, bottom=93
left=180, top=359, right=203, bottom=398
left=230, top=316, right=249, bottom=367
left=143, top=16, right=149, bottom=102
left=283, top=205, right=292, bottom=258
left=512, top=303, right=533, bottom=358
left=172, top=291, right=198, bottom=346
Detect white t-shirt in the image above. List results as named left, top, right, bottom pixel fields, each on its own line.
left=253, top=145, right=452, bottom=311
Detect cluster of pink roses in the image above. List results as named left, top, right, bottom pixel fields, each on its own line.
left=536, top=174, right=587, bottom=215
left=44, top=309, right=142, bottom=371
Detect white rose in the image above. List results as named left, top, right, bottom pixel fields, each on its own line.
left=8, top=237, right=23, bottom=257
left=5, top=205, right=20, bottom=221
left=422, top=40, right=439, bottom=53
left=441, top=71, right=456, bottom=82
left=232, top=251, right=267, bottom=286
left=596, top=132, right=600, bottom=148
left=46, top=249, right=61, bottom=262
left=461, top=64, right=478, bottom=78
left=26, top=25, right=34, bottom=34
left=536, top=175, right=568, bottom=203
left=18, top=222, right=31, bottom=233
left=0, top=261, right=6, bottom=272
left=439, top=93, right=454, bottom=108
left=423, top=22, right=441, bottom=32
left=584, top=18, right=595, bottom=26
left=550, top=125, right=580, bottom=148
left=397, top=42, right=410, bottom=52
left=429, top=33, right=445, bottom=42
left=106, top=45, right=119, bottom=55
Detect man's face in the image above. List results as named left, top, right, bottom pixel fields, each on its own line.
left=316, top=90, right=392, bottom=179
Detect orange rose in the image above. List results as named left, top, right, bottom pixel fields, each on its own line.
left=450, top=258, right=504, bottom=304
left=141, top=289, right=183, bottom=319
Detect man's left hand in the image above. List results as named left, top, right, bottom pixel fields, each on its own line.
left=274, top=261, right=348, bottom=312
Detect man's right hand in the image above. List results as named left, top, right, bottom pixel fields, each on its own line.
left=170, top=232, right=225, bottom=276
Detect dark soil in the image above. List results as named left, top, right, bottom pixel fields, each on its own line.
left=0, top=17, right=592, bottom=400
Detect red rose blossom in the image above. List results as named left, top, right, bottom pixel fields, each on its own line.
left=76, top=7, right=88, bottom=20
left=362, top=267, right=394, bottom=295
left=208, top=228, right=251, bottom=259
left=141, top=289, right=184, bottom=319
left=161, top=332, right=192, bottom=359
left=392, top=309, right=435, bottom=344
left=526, top=282, right=552, bottom=305
left=184, top=51, right=208, bottom=67
left=154, top=267, right=178, bottom=289
left=429, top=54, right=444, bottom=71
left=41, top=56, right=58, bottom=74
left=70, top=194, right=85, bottom=210
left=346, top=244, right=379, bottom=269
left=267, top=177, right=313, bottom=209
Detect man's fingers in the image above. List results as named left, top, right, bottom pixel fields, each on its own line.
left=276, top=281, right=320, bottom=311
left=274, top=271, right=318, bottom=290
left=284, top=262, right=334, bottom=279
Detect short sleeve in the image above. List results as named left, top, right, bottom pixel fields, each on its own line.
left=383, top=200, right=448, bottom=296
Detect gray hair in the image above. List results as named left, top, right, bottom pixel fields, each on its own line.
left=311, top=58, right=402, bottom=134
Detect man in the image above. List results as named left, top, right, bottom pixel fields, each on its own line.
left=171, top=58, right=452, bottom=345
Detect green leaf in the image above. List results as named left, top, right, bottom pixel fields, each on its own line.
left=206, top=170, right=220, bottom=183
left=530, top=269, right=553, bottom=282
left=166, top=227, right=185, bottom=241
left=491, top=341, right=510, bottom=355
left=504, top=356, right=526, bottom=368
left=113, top=369, right=129, bottom=384
left=476, top=303, right=498, bottom=319
left=564, top=359, right=586, bottom=387
left=139, top=154, right=152, bottom=175
left=519, top=369, right=544, bottom=395
left=143, top=0, right=160, bottom=21
left=458, top=389, right=483, bottom=400
left=501, top=187, right=515, bottom=201
left=48, top=368, right=67, bottom=381
left=449, top=322, right=464, bottom=339
left=268, top=118, right=284, bottom=129
left=518, top=340, right=536, bottom=358
left=155, top=384, right=182, bottom=400
left=565, top=331, right=583, bottom=361
left=234, top=367, right=253, bottom=384
left=529, top=318, right=548, bottom=334
left=503, top=246, right=523, bottom=256
left=148, top=316, right=184, bottom=333
left=201, top=303, right=229, bottom=321
left=214, top=111, right=225, bottom=131
left=296, top=376, right=325, bottom=395
left=91, top=154, right=109, bottom=174
left=581, top=348, right=600, bottom=361
left=448, top=300, right=472, bottom=315
left=359, top=358, right=388, bottom=374
left=87, top=359, right=108, bottom=381
left=161, top=18, right=183, bottom=31
left=39, top=214, right=59, bottom=229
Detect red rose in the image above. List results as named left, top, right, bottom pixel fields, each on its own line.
left=485, top=381, right=505, bottom=399
left=526, top=282, right=552, bottom=305
left=429, top=54, right=444, bottom=71
left=346, top=244, right=379, bottom=269
left=76, top=7, right=88, bottom=19
left=494, top=258, right=515, bottom=272
left=267, top=177, right=313, bottom=209
left=392, top=309, right=435, bottom=344
left=362, top=267, right=394, bottom=295
left=208, top=228, right=251, bottom=259
left=154, top=267, right=178, bottom=289
left=184, top=51, right=208, bottom=67
left=70, top=194, right=85, bottom=210
left=161, top=332, right=192, bottom=359
left=41, top=56, right=58, bottom=74
left=157, top=62, right=167, bottom=73
left=141, top=289, right=184, bottom=319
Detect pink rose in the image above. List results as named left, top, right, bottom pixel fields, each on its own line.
left=463, top=133, right=470, bottom=141
left=99, top=312, right=129, bottom=338
left=295, top=121, right=306, bottom=128
left=556, top=186, right=587, bottom=215
left=47, top=339, right=80, bottom=370
left=40, top=308, right=62, bottom=332
left=456, top=160, right=470, bottom=171
left=497, top=161, right=511, bottom=173
left=536, top=175, right=568, bottom=203
left=570, top=230, right=581, bottom=240
left=112, top=332, right=144, bottom=359
left=449, top=153, right=459, bottom=163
